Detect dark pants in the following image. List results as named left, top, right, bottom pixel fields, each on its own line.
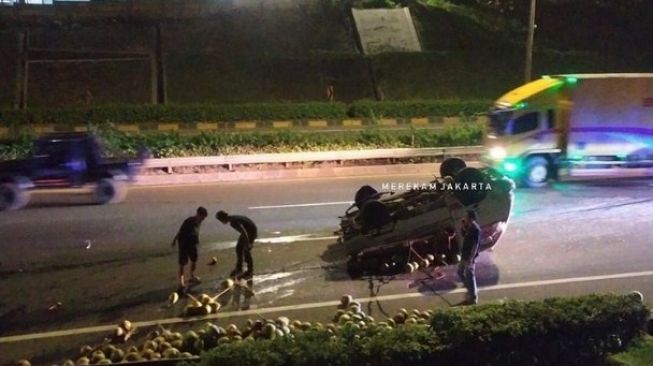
left=232, top=235, right=254, bottom=277
left=457, top=262, right=477, bottom=302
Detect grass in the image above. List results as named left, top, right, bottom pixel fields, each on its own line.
left=607, top=335, right=653, bottom=366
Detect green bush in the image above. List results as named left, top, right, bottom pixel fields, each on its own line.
left=196, top=294, right=648, bottom=366
left=429, top=293, right=650, bottom=366
left=0, top=123, right=485, bottom=160
left=0, top=100, right=493, bottom=127
left=606, top=335, right=653, bottom=366
left=348, top=99, right=491, bottom=118
left=0, top=102, right=349, bottom=126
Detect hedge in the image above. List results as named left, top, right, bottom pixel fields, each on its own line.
left=0, top=100, right=491, bottom=126
left=0, top=103, right=349, bottom=126
left=606, top=335, right=653, bottom=366
left=0, top=122, right=486, bottom=160
left=349, top=99, right=491, bottom=118
left=195, top=294, right=648, bottom=366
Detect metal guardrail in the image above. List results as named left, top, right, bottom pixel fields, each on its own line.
left=143, top=146, right=486, bottom=172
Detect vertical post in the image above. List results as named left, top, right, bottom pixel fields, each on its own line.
left=524, top=0, right=536, bottom=83
left=154, top=22, right=167, bottom=104
left=366, top=57, right=381, bottom=101
left=150, top=51, right=157, bottom=104
left=14, top=29, right=29, bottom=110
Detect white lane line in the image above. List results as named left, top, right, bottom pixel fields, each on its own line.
left=1, top=270, right=652, bottom=344
left=249, top=201, right=353, bottom=209
left=255, top=235, right=338, bottom=244
left=204, top=235, right=338, bottom=250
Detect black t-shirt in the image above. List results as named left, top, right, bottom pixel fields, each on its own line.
left=229, top=215, right=257, bottom=241
left=178, top=216, right=200, bottom=246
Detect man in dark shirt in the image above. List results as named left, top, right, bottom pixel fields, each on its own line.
left=457, top=210, right=481, bottom=305
left=172, top=206, right=208, bottom=292
left=216, top=210, right=258, bottom=280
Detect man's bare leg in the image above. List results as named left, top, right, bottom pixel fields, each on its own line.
left=178, top=264, right=186, bottom=287
left=190, top=261, right=201, bottom=283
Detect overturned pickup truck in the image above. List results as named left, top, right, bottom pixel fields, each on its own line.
left=0, top=132, right=146, bottom=211
left=334, top=158, right=515, bottom=277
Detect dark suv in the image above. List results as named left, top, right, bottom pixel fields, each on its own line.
left=0, top=132, right=147, bottom=211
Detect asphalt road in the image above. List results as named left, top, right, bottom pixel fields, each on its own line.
left=0, top=172, right=652, bottom=363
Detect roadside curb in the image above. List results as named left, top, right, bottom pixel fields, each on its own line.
left=0, top=116, right=488, bottom=138
left=133, top=162, right=481, bottom=186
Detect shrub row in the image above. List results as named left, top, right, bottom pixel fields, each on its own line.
left=349, top=99, right=491, bottom=118
left=0, top=122, right=485, bottom=160
left=194, top=294, right=649, bottom=366
left=0, top=103, right=348, bottom=125
left=0, top=100, right=491, bottom=126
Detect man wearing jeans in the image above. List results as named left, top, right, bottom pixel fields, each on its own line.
left=457, top=210, right=481, bottom=305
left=216, top=210, right=258, bottom=280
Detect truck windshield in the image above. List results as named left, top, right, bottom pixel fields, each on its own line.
left=489, top=109, right=512, bottom=136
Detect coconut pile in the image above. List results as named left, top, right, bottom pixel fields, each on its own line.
left=16, top=294, right=434, bottom=366
left=167, top=278, right=253, bottom=317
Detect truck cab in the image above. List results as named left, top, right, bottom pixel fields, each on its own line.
left=483, top=74, right=653, bottom=187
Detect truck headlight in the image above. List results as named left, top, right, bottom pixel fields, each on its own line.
left=489, top=146, right=507, bottom=161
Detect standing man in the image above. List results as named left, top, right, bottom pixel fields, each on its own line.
left=172, top=206, right=208, bottom=293
left=457, top=210, right=481, bottom=305
left=216, top=210, right=257, bottom=280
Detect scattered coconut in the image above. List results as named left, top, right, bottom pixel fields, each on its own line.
left=220, top=279, right=234, bottom=290
left=340, top=295, right=353, bottom=307
left=121, top=320, right=132, bottom=332
left=47, top=302, right=63, bottom=311
left=168, top=292, right=179, bottom=306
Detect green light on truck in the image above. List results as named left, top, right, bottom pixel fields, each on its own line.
left=565, top=76, right=578, bottom=84
left=504, top=162, right=518, bottom=172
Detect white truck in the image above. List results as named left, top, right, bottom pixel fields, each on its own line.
left=483, top=73, right=653, bottom=187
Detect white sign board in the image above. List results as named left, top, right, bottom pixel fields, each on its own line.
left=352, top=7, right=422, bottom=55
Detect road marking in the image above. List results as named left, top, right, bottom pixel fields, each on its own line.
left=249, top=201, right=353, bottom=209
left=130, top=172, right=439, bottom=189
left=205, top=235, right=338, bottom=250
left=255, top=235, right=338, bottom=244
left=1, top=270, right=651, bottom=344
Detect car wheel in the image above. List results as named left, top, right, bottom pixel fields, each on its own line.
left=440, top=157, right=467, bottom=178
left=359, top=200, right=393, bottom=233
left=354, top=185, right=378, bottom=209
left=453, top=167, right=488, bottom=206
left=523, top=156, right=550, bottom=188
left=0, top=182, right=30, bottom=211
left=346, top=256, right=364, bottom=278
left=94, top=178, right=127, bottom=204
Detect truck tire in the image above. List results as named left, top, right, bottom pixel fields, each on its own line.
left=0, top=182, right=30, bottom=211
left=94, top=178, right=127, bottom=205
left=523, top=156, right=550, bottom=188
left=440, top=158, right=467, bottom=178
left=453, top=167, right=488, bottom=206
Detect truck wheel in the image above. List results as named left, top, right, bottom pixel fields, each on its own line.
left=0, top=183, right=30, bottom=211
left=523, top=156, right=550, bottom=188
left=440, top=158, right=466, bottom=178
left=453, top=167, right=488, bottom=206
left=94, top=178, right=127, bottom=204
